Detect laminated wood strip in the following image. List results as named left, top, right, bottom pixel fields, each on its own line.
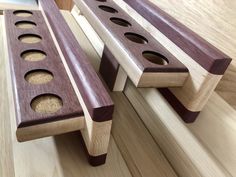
left=74, top=0, right=189, bottom=88
left=115, top=0, right=232, bottom=122
left=4, top=10, right=84, bottom=130
left=39, top=0, right=114, bottom=166
left=38, top=0, right=114, bottom=122
left=123, top=0, right=231, bottom=75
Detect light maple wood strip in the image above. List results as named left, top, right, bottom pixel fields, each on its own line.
left=0, top=15, right=15, bottom=177
left=124, top=80, right=234, bottom=177
left=67, top=10, right=177, bottom=177
left=1, top=10, right=132, bottom=177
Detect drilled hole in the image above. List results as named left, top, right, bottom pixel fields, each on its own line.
left=31, top=94, right=63, bottom=114
left=15, top=21, right=36, bottom=29
left=124, top=32, right=148, bottom=44
left=18, top=34, right=42, bottom=44
left=21, top=50, right=46, bottom=62
left=25, top=69, right=53, bottom=85
left=99, top=5, right=118, bottom=13
left=110, top=17, right=131, bottom=27
left=143, top=51, right=169, bottom=65
left=13, top=10, right=32, bottom=17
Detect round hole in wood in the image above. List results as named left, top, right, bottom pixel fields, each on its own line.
left=110, top=17, right=131, bottom=27
left=13, top=10, right=33, bottom=17
left=25, top=69, right=53, bottom=85
left=15, top=21, right=36, bottom=29
left=21, top=50, right=46, bottom=62
left=31, top=94, right=63, bottom=114
left=142, top=51, right=169, bottom=65
left=124, top=32, right=148, bottom=44
left=98, top=5, right=118, bottom=13
left=18, top=34, right=42, bottom=44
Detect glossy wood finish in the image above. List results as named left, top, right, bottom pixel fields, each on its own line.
left=39, top=0, right=114, bottom=122
left=124, top=0, right=231, bottom=75
left=39, top=0, right=114, bottom=166
left=115, top=0, right=231, bottom=122
left=4, top=10, right=84, bottom=129
left=74, top=0, right=189, bottom=88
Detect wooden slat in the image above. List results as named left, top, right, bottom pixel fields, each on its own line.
left=4, top=10, right=85, bottom=142
left=39, top=0, right=114, bottom=166
left=74, top=0, right=188, bottom=88
left=39, top=0, right=114, bottom=122
left=0, top=15, right=15, bottom=177
left=124, top=80, right=233, bottom=177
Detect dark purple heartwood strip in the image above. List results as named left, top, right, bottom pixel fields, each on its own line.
left=5, top=10, right=84, bottom=128
left=124, top=0, right=231, bottom=75
left=99, top=46, right=120, bottom=91
left=73, top=0, right=188, bottom=73
left=158, top=88, right=200, bottom=123
left=39, top=0, right=114, bottom=122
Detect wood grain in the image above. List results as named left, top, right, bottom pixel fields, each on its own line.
left=71, top=6, right=236, bottom=176
left=124, top=80, right=232, bottom=177
left=0, top=15, right=15, bottom=177
left=74, top=0, right=189, bottom=88
left=68, top=11, right=177, bottom=176
left=115, top=0, right=227, bottom=122
left=124, top=0, right=231, bottom=75
left=0, top=10, right=177, bottom=177
left=4, top=10, right=84, bottom=129
left=134, top=0, right=236, bottom=109
left=39, top=0, right=114, bottom=122
left=55, top=0, right=73, bottom=10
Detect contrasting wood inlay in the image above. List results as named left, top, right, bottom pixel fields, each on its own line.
left=123, top=0, right=231, bottom=75
left=74, top=0, right=189, bottom=88
left=4, top=10, right=84, bottom=130
left=114, top=0, right=232, bottom=122
left=38, top=0, right=114, bottom=166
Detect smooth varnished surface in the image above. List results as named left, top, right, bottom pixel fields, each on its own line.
left=124, top=0, right=231, bottom=75
left=4, top=10, right=83, bottom=128
left=39, top=0, right=114, bottom=122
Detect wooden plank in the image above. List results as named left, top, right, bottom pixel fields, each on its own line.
left=39, top=0, right=114, bottom=166
left=124, top=80, right=233, bottom=177
left=114, top=0, right=231, bottom=122
left=4, top=10, right=85, bottom=142
left=39, top=0, right=114, bottom=122
left=74, top=0, right=189, bottom=88
left=0, top=15, right=15, bottom=177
